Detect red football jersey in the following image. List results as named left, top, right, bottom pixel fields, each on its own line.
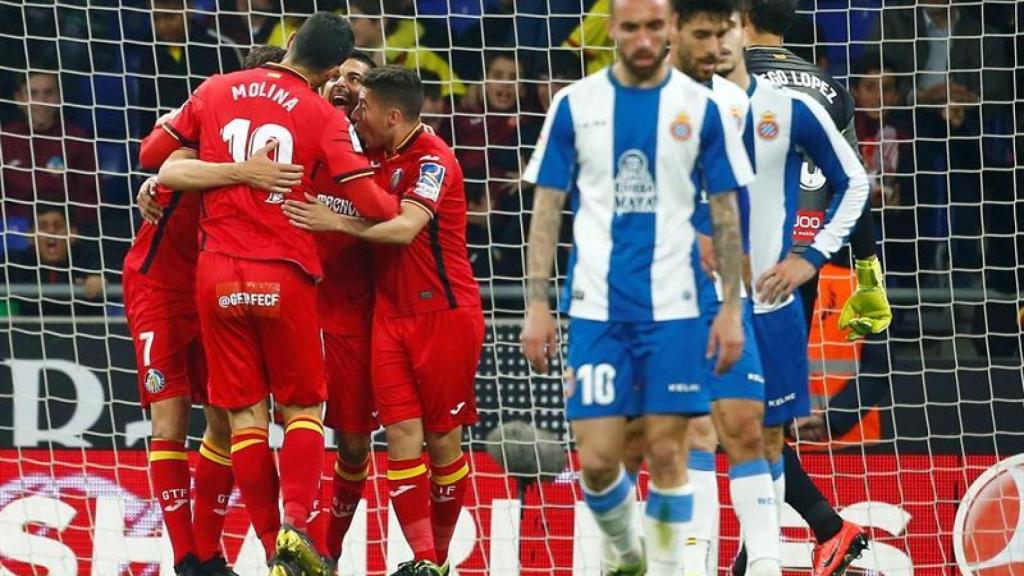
left=122, top=183, right=201, bottom=315
left=372, top=125, right=480, bottom=317
left=166, top=63, right=373, bottom=279
left=312, top=167, right=374, bottom=335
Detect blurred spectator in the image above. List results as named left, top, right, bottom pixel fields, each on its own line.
left=348, top=0, right=465, bottom=97
left=850, top=59, right=914, bottom=209
left=562, top=0, right=612, bottom=76
left=4, top=205, right=104, bottom=317
left=1, top=72, right=98, bottom=238
left=868, top=0, right=1013, bottom=285
left=453, top=51, right=538, bottom=277
left=867, top=0, right=1011, bottom=108
left=130, top=0, right=243, bottom=123
left=849, top=58, right=917, bottom=280
left=532, top=49, right=584, bottom=113
left=453, top=51, right=524, bottom=198
left=218, top=0, right=285, bottom=45
left=419, top=70, right=453, bottom=144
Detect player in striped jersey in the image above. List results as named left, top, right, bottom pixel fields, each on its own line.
left=521, top=0, right=753, bottom=573
left=697, top=7, right=871, bottom=575
left=672, top=5, right=781, bottom=574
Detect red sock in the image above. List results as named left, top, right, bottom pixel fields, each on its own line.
left=279, top=416, right=325, bottom=530
left=193, top=438, right=235, bottom=562
left=430, top=454, right=469, bottom=564
left=327, top=456, right=369, bottom=560
left=149, top=438, right=196, bottom=565
left=230, top=428, right=280, bottom=559
left=307, top=480, right=331, bottom=557
left=388, top=456, right=436, bottom=563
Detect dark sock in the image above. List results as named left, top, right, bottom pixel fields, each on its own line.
left=782, top=443, right=844, bottom=543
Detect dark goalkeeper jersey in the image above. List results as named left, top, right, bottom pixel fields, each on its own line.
left=746, top=45, right=867, bottom=260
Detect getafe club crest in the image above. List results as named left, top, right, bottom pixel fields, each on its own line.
left=669, top=113, right=692, bottom=141
left=757, top=111, right=780, bottom=140
left=144, top=369, right=166, bottom=394
left=390, top=168, right=404, bottom=191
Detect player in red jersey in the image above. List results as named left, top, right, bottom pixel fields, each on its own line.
left=159, top=14, right=398, bottom=576
left=304, top=50, right=381, bottom=564
left=126, top=47, right=299, bottom=576
left=284, top=66, right=483, bottom=576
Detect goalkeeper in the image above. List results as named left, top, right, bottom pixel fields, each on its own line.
left=737, top=1, right=890, bottom=575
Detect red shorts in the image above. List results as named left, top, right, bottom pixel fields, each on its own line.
left=323, top=331, right=377, bottom=434
left=196, top=252, right=326, bottom=410
left=124, top=269, right=206, bottom=408
left=372, top=306, right=484, bottom=433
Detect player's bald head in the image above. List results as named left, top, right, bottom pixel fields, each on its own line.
left=609, top=0, right=671, bottom=82
left=610, top=0, right=670, bottom=20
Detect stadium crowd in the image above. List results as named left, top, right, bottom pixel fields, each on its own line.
left=0, top=0, right=1018, bottom=319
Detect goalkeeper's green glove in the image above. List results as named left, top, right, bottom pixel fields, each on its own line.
left=838, top=256, right=892, bottom=340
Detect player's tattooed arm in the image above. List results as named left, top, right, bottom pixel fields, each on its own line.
left=709, top=191, right=743, bottom=309
left=521, top=185, right=566, bottom=373
left=526, top=186, right=567, bottom=306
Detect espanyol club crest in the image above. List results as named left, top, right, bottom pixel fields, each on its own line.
left=144, top=368, right=166, bottom=394
left=954, top=453, right=1024, bottom=574
left=389, top=168, right=404, bottom=191
left=669, top=113, right=692, bottom=141
left=757, top=112, right=779, bottom=140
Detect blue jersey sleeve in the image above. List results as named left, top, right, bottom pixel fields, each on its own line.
left=698, top=98, right=754, bottom=195
left=791, top=96, right=870, bottom=268
left=523, top=90, right=576, bottom=192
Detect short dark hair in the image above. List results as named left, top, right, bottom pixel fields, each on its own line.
left=362, top=65, right=423, bottom=120
left=15, top=70, right=57, bottom=93
left=346, top=50, right=377, bottom=70
left=243, top=45, right=286, bottom=69
left=745, top=0, right=797, bottom=36
left=849, top=56, right=894, bottom=89
left=34, top=203, right=70, bottom=226
left=484, top=50, right=517, bottom=75
left=672, top=0, right=739, bottom=24
left=289, top=12, right=355, bottom=72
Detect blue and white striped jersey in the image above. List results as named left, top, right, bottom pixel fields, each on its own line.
left=743, top=75, right=869, bottom=313
left=524, top=67, right=754, bottom=322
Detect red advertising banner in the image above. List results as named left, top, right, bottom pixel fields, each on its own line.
left=0, top=450, right=1014, bottom=575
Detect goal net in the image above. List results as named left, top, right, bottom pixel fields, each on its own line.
left=0, top=1, right=1020, bottom=574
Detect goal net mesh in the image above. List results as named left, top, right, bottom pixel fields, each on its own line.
left=0, top=1, right=1020, bottom=574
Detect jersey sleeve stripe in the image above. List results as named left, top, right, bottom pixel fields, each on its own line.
left=401, top=197, right=435, bottom=218
left=428, top=216, right=459, bottom=309
left=160, top=123, right=198, bottom=150
left=334, top=168, right=375, bottom=184
left=138, top=191, right=183, bottom=274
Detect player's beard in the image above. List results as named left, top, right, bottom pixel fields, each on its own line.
left=674, top=49, right=718, bottom=82
left=619, top=45, right=668, bottom=82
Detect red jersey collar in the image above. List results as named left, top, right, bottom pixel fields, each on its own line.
left=262, top=62, right=312, bottom=88
left=390, top=123, right=425, bottom=157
